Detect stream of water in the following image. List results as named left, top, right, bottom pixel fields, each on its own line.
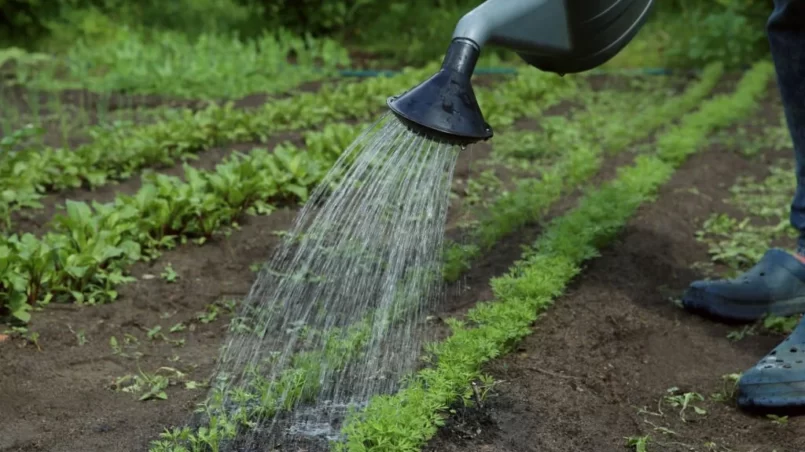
left=206, top=112, right=461, bottom=450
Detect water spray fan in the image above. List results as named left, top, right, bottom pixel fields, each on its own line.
left=387, top=0, right=655, bottom=145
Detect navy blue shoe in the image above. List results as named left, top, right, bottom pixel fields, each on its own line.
left=738, top=316, right=805, bottom=413
left=681, top=249, right=805, bottom=322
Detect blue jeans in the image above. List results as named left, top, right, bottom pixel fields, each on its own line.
left=768, top=0, right=805, bottom=253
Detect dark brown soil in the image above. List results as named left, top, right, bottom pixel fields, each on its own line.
left=426, top=89, right=805, bottom=452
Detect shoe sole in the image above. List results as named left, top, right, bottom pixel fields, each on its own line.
left=682, top=292, right=805, bottom=323
left=738, top=381, right=805, bottom=415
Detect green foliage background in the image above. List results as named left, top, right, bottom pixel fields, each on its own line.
left=0, top=0, right=777, bottom=68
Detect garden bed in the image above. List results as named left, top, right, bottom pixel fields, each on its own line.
left=1, top=68, right=778, bottom=452
left=426, top=82, right=804, bottom=452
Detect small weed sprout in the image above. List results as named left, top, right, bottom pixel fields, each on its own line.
left=161, top=264, right=179, bottom=282
left=664, top=387, right=707, bottom=421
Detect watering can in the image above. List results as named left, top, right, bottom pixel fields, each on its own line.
left=387, top=0, right=655, bottom=145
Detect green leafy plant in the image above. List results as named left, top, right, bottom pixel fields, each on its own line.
left=625, top=435, right=651, bottom=452
left=607, top=1, right=770, bottom=69
left=663, top=387, right=707, bottom=422
left=0, top=121, right=366, bottom=324
left=112, top=366, right=190, bottom=402
left=67, top=324, right=88, bottom=346
left=767, top=414, right=789, bottom=426
left=161, top=264, right=178, bottom=283
left=763, top=314, right=800, bottom=335
left=710, top=372, right=741, bottom=402
left=664, top=10, right=766, bottom=68
left=5, top=24, right=350, bottom=99
left=696, top=162, right=796, bottom=275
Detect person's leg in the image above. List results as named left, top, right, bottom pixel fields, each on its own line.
left=771, top=1, right=805, bottom=253
left=681, top=0, right=805, bottom=323
left=733, top=0, right=805, bottom=412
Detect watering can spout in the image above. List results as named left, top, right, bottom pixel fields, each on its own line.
left=388, top=0, right=655, bottom=145
left=387, top=38, right=491, bottom=146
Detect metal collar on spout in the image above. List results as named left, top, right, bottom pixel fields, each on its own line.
left=387, top=38, right=493, bottom=146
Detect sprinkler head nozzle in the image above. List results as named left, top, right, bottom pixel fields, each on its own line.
left=387, top=38, right=493, bottom=146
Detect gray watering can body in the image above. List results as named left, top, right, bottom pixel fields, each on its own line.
left=453, top=0, right=655, bottom=75
left=387, top=0, right=655, bottom=144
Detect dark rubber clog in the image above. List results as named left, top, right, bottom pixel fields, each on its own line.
left=681, top=249, right=805, bottom=322
left=738, top=317, right=805, bottom=413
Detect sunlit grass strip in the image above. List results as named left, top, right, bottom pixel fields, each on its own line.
left=441, top=62, right=725, bottom=281
left=335, top=60, right=774, bottom=452
left=0, top=64, right=580, bottom=229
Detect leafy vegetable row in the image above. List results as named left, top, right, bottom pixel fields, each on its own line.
left=0, top=67, right=583, bottom=324
left=0, top=121, right=366, bottom=324
left=0, top=64, right=579, bottom=229
left=442, top=61, right=726, bottom=281
left=144, top=70, right=720, bottom=451
left=336, top=60, right=774, bottom=451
